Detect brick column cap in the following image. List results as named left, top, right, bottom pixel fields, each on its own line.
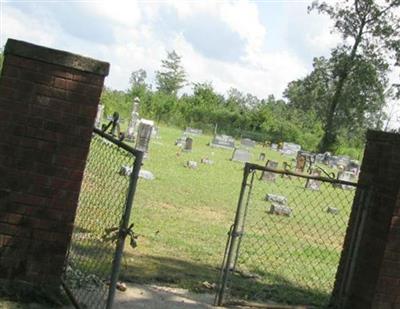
left=5, top=38, right=110, bottom=76
left=366, top=130, right=400, bottom=144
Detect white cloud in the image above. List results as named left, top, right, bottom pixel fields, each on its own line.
left=219, top=0, right=266, bottom=54
left=173, top=34, right=306, bottom=98
left=1, top=1, right=332, bottom=100
left=1, top=5, right=58, bottom=47
left=82, top=1, right=141, bottom=27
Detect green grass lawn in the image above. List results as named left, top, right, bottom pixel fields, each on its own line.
left=70, top=125, right=356, bottom=308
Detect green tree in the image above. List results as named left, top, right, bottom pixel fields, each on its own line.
left=128, top=68, right=153, bottom=116
left=101, top=87, right=131, bottom=121
left=0, top=50, right=4, bottom=74
left=310, top=0, right=400, bottom=152
left=155, top=51, right=186, bottom=95
left=129, top=69, right=147, bottom=94
left=285, top=51, right=387, bottom=150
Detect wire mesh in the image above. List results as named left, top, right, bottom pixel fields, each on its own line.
left=217, top=164, right=361, bottom=308
left=63, top=132, right=137, bottom=309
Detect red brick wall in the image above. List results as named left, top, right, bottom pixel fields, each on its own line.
left=331, top=130, right=400, bottom=308
left=0, top=39, right=109, bottom=290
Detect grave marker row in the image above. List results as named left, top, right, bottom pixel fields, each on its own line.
left=185, top=127, right=203, bottom=136
left=240, top=138, right=256, bottom=148
left=231, top=148, right=251, bottom=163
left=210, top=135, right=235, bottom=149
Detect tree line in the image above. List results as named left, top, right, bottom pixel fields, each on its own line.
left=102, top=1, right=399, bottom=159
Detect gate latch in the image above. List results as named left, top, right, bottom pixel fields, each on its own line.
left=123, top=223, right=139, bottom=249
left=102, top=223, right=139, bottom=249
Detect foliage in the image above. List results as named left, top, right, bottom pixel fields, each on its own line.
left=100, top=87, right=131, bottom=122
left=0, top=51, right=3, bottom=73
left=284, top=51, right=387, bottom=150
left=99, top=1, right=400, bottom=158
left=102, top=78, right=349, bottom=156
left=310, top=0, right=400, bottom=152
left=155, top=50, right=186, bottom=96
left=129, top=69, right=148, bottom=99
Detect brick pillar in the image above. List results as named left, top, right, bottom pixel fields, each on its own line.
left=331, top=130, right=400, bottom=308
left=0, top=39, right=109, bottom=293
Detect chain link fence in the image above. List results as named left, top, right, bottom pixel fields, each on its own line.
left=216, top=162, right=364, bottom=308
left=63, top=128, right=143, bottom=309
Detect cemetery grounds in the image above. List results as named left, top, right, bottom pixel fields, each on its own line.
left=76, top=125, right=356, bottom=307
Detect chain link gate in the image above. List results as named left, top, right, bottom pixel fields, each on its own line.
left=215, top=162, right=367, bottom=308
left=62, top=128, right=144, bottom=309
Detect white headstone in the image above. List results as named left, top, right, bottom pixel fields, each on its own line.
left=185, top=127, right=203, bottom=136
left=126, top=97, right=140, bottom=141
left=95, top=104, right=104, bottom=129
left=135, top=119, right=154, bottom=153
left=231, top=148, right=251, bottom=163
left=240, top=138, right=256, bottom=148
left=210, top=135, right=235, bottom=149
left=281, top=142, right=301, bottom=156
left=261, top=160, right=279, bottom=182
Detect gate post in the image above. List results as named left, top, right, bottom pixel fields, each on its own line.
left=331, top=130, right=400, bottom=308
left=0, top=39, right=109, bottom=296
left=215, top=163, right=251, bottom=306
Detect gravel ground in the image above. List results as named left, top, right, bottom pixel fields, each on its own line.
left=113, top=283, right=219, bottom=309
left=0, top=284, right=220, bottom=309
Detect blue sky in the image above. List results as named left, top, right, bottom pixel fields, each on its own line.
left=1, top=1, right=341, bottom=95
left=1, top=0, right=398, bottom=127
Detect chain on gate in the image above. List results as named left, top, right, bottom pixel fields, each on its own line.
left=62, top=128, right=143, bottom=309
left=216, top=162, right=365, bottom=308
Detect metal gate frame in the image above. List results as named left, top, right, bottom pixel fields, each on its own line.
left=62, top=128, right=144, bottom=309
left=215, top=162, right=369, bottom=307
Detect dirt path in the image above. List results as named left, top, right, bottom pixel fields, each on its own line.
left=113, top=283, right=221, bottom=309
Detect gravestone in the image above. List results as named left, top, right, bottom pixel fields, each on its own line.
left=271, top=143, right=278, bottom=151
left=183, top=137, right=193, bottom=152
left=347, top=160, right=360, bottom=176
left=260, top=160, right=279, bottom=181
left=135, top=119, right=153, bottom=153
left=315, top=153, right=325, bottom=163
left=258, top=153, right=266, bottom=161
left=327, top=207, right=340, bottom=215
left=185, top=127, right=202, bottom=136
left=201, top=158, right=214, bottom=165
left=186, top=160, right=198, bottom=169
left=119, top=165, right=133, bottom=176
left=322, top=152, right=332, bottom=165
left=296, top=154, right=306, bottom=173
left=139, top=169, right=155, bottom=180
left=126, top=97, right=140, bottom=141
left=336, top=155, right=351, bottom=169
left=175, top=134, right=188, bottom=147
left=269, top=204, right=292, bottom=216
left=305, top=169, right=322, bottom=190
left=328, top=156, right=339, bottom=168
left=265, top=193, right=287, bottom=205
left=151, top=126, right=160, bottom=139
left=231, top=148, right=251, bottom=163
left=241, top=138, right=256, bottom=148
left=281, top=142, right=301, bottom=156
left=337, top=171, right=356, bottom=190
left=210, top=135, right=235, bottom=149
left=94, top=104, right=104, bottom=129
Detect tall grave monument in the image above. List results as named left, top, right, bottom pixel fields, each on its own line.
left=126, top=96, right=140, bottom=141
left=94, top=104, right=104, bottom=129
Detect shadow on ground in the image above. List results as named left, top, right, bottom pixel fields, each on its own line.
left=119, top=254, right=330, bottom=308
left=66, top=238, right=330, bottom=308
